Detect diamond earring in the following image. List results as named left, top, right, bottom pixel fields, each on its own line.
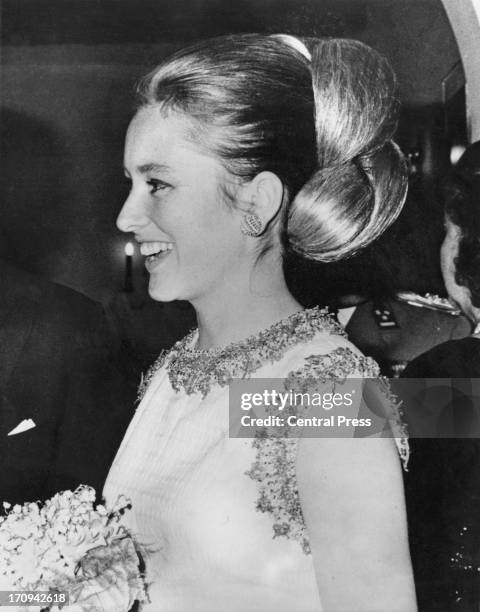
left=241, top=213, right=264, bottom=237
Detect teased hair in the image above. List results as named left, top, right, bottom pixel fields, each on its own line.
left=137, top=34, right=407, bottom=262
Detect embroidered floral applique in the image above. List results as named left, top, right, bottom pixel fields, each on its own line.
left=285, top=346, right=380, bottom=388
left=137, top=350, right=167, bottom=404
left=246, top=431, right=310, bottom=554
left=373, top=376, right=410, bottom=469
left=137, top=307, right=344, bottom=400
left=247, top=347, right=410, bottom=554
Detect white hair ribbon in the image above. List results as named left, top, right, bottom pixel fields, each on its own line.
left=274, top=34, right=312, bottom=61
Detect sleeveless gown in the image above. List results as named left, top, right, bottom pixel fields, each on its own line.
left=103, top=308, right=407, bottom=612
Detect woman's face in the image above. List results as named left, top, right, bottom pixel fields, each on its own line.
left=440, top=217, right=475, bottom=320
left=118, top=107, right=247, bottom=304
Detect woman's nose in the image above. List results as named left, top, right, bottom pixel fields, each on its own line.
left=116, top=191, right=147, bottom=233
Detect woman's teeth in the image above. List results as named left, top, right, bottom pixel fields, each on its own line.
left=140, top=242, right=174, bottom=257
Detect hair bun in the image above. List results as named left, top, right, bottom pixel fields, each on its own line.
left=287, top=38, right=408, bottom=262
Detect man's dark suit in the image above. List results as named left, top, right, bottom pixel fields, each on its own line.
left=345, top=297, right=471, bottom=373
left=0, top=260, right=137, bottom=505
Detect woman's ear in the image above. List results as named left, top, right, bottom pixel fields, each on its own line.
left=238, top=171, right=285, bottom=228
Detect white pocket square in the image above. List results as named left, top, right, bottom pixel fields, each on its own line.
left=7, top=418, right=36, bottom=436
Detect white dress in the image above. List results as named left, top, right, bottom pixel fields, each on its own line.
left=103, top=308, right=407, bottom=612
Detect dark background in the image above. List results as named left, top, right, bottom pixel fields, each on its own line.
left=0, top=0, right=468, bottom=357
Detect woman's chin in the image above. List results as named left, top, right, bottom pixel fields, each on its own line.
left=147, top=281, right=181, bottom=303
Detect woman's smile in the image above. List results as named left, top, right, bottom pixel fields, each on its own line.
left=139, top=241, right=175, bottom=272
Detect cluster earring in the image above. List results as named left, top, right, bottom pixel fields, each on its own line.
left=241, top=213, right=264, bottom=237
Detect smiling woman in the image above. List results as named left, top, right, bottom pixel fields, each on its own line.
left=103, top=34, right=417, bottom=611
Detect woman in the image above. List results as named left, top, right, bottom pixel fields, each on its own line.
left=404, top=142, right=480, bottom=377
left=402, top=142, right=480, bottom=611
left=104, top=34, right=416, bottom=611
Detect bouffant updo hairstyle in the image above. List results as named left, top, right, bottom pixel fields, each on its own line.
left=443, top=141, right=480, bottom=307
left=136, top=34, right=407, bottom=262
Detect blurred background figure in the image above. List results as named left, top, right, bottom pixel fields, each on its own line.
left=404, top=141, right=480, bottom=377
left=401, top=142, right=480, bottom=611
left=344, top=177, right=471, bottom=375
left=0, top=110, right=141, bottom=504
left=0, top=257, right=138, bottom=505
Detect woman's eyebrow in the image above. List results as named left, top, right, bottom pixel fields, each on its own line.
left=137, top=163, right=171, bottom=174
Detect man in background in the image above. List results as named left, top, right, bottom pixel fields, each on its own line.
left=0, top=257, right=137, bottom=505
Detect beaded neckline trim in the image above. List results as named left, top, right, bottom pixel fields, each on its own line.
left=138, top=307, right=345, bottom=399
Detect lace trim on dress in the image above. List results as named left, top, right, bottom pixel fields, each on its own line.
left=137, top=307, right=344, bottom=400
left=246, top=433, right=310, bottom=554
left=286, top=347, right=409, bottom=469
left=285, top=346, right=380, bottom=385
left=246, top=347, right=410, bottom=555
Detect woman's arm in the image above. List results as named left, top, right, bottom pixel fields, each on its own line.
left=297, top=436, right=417, bottom=612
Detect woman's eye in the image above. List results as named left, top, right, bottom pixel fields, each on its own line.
left=147, top=179, right=170, bottom=194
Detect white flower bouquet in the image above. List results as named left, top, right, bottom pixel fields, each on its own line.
left=0, top=485, right=147, bottom=611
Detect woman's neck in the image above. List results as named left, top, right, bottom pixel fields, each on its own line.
left=192, top=262, right=303, bottom=349
left=195, top=295, right=302, bottom=350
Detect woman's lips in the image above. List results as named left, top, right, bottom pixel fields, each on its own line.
left=144, top=249, right=173, bottom=271
left=139, top=241, right=174, bottom=272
